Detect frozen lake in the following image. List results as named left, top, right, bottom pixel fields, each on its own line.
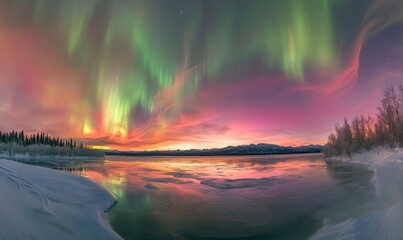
left=47, top=153, right=379, bottom=240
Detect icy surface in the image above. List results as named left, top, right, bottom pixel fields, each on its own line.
left=200, top=177, right=279, bottom=189
left=144, top=183, right=159, bottom=190
left=142, top=177, right=193, bottom=184
left=311, top=148, right=403, bottom=240
left=0, top=159, right=121, bottom=240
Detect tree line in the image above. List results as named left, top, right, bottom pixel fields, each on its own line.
left=0, top=130, right=87, bottom=149
left=324, top=84, right=403, bottom=157
left=0, top=130, right=103, bottom=157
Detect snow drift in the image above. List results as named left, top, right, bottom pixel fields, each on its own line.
left=311, top=147, right=403, bottom=240
left=0, top=159, right=121, bottom=240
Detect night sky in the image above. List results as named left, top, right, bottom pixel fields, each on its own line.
left=0, top=0, right=403, bottom=150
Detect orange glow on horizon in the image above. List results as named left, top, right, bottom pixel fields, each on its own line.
left=87, top=135, right=327, bottom=151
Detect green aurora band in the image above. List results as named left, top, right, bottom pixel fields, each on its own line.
left=3, top=0, right=363, bottom=140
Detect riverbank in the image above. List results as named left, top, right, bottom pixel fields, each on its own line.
left=311, top=147, right=403, bottom=239
left=324, top=147, right=403, bottom=166
left=0, top=159, right=121, bottom=240
left=0, top=152, right=104, bottom=161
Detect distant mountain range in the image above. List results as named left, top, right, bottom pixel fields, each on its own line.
left=105, top=143, right=323, bottom=156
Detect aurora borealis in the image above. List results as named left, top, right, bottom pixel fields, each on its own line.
left=1, top=0, right=403, bottom=150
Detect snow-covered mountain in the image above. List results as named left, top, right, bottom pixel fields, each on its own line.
left=105, top=143, right=323, bottom=156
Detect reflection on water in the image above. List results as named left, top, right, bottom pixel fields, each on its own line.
left=64, top=153, right=375, bottom=240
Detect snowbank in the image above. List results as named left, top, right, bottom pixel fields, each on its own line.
left=325, top=147, right=403, bottom=166
left=0, top=159, right=121, bottom=240
left=311, top=147, right=403, bottom=240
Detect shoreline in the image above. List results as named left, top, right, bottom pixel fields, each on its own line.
left=0, top=158, right=121, bottom=240
left=311, top=147, right=403, bottom=239
left=0, top=152, right=104, bottom=161
left=324, top=147, right=403, bottom=166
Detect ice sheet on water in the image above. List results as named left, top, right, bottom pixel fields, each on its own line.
left=200, top=177, right=281, bottom=189
left=166, top=171, right=198, bottom=178
left=144, top=183, right=159, bottom=190
left=143, top=177, right=193, bottom=184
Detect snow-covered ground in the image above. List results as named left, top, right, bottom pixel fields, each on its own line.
left=0, top=159, right=121, bottom=240
left=324, top=147, right=403, bottom=166
left=311, top=147, right=403, bottom=240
